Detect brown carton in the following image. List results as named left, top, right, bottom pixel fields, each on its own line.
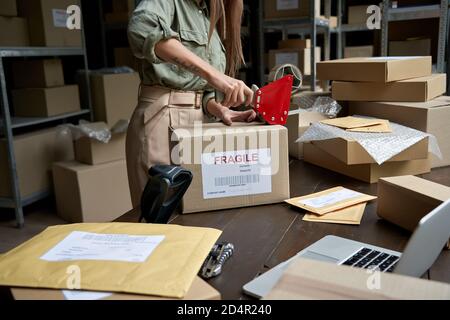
left=12, top=59, right=64, bottom=89
left=303, top=143, right=431, bottom=183
left=278, top=39, right=311, bottom=50
left=170, top=123, right=290, bottom=213
left=0, top=17, right=29, bottom=47
left=0, top=0, right=18, bottom=16
left=389, top=38, right=431, bottom=57
left=52, top=160, right=132, bottom=223
left=348, top=5, right=369, bottom=25
left=269, top=47, right=321, bottom=75
left=75, top=133, right=126, bottom=165
left=264, top=0, right=320, bottom=19
left=12, top=85, right=81, bottom=117
left=349, top=96, right=450, bottom=168
left=332, top=74, right=446, bottom=102
left=344, top=46, right=374, bottom=58
left=0, top=128, right=74, bottom=198
left=317, top=57, right=432, bottom=82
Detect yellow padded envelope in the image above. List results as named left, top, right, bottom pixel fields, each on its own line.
left=0, top=223, right=221, bottom=299
left=302, top=203, right=366, bottom=225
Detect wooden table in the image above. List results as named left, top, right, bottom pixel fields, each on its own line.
left=116, top=159, right=450, bottom=300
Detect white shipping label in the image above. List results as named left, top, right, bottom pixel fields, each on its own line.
left=52, top=9, right=69, bottom=28
left=40, top=231, right=165, bottom=263
left=201, top=149, right=272, bottom=199
left=298, top=189, right=365, bottom=209
left=275, top=52, right=299, bottom=67
left=277, top=0, right=299, bottom=10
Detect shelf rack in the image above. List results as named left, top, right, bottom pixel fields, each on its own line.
left=0, top=8, right=93, bottom=228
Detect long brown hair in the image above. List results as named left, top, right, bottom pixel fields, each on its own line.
left=208, top=0, right=244, bottom=77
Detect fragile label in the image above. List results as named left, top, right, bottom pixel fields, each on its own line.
left=201, top=149, right=272, bottom=199
left=52, top=9, right=68, bottom=28
left=298, top=188, right=364, bottom=209
left=275, top=52, right=299, bottom=66
left=277, top=0, right=299, bottom=10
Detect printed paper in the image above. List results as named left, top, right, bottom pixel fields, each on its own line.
left=52, top=9, right=68, bottom=28
left=298, top=189, right=364, bottom=209
left=275, top=52, right=299, bottom=67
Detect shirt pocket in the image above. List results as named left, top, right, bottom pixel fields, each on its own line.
left=177, top=29, right=208, bottom=77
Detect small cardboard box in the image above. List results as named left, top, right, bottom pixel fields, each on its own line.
left=303, top=143, right=431, bottom=183
left=317, top=57, right=432, bottom=82
left=332, top=74, right=446, bottom=102
left=348, top=5, right=369, bottom=25
left=349, top=96, right=450, bottom=168
left=75, top=133, right=126, bottom=165
left=264, top=0, right=320, bottom=19
left=170, top=123, right=290, bottom=213
left=377, top=176, right=450, bottom=244
left=0, top=128, right=74, bottom=198
left=0, top=0, right=18, bottom=16
left=90, top=72, right=140, bottom=126
left=278, top=39, right=311, bottom=50
left=312, top=137, right=429, bottom=165
left=52, top=160, right=132, bottom=223
left=12, top=85, right=81, bottom=117
left=269, top=47, right=321, bottom=75
left=17, top=0, right=82, bottom=47
left=344, top=46, right=374, bottom=58
left=12, top=59, right=64, bottom=89
left=389, top=38, right=431, bottom=57
left=0, top=17, right=29, bottom=47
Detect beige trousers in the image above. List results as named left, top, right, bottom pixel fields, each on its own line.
left=126, top=85, right=205, bottom=208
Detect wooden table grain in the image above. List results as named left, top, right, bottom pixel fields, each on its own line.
left=116, top=159, right=450, bottom=300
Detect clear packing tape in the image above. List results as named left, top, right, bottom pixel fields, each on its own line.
left=297, top=117, right=442, bottom=165
left=58, top=120, right=129, bottom=144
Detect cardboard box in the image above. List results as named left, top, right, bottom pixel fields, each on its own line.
left=0, top=17, right=29, bottom=47
left=377, top=176, right=450, bottom=239
left=349, top=96, right=450, bottom=168
left=348, top=5, right=369, bottom=25
left=170, top=123, right=290, bottom=213
left=17, top=0, right=82, bottom=47
left=11, top=59, right=64, bottom=89
left=312, top=137, right=429, bottom=165
left=12, top=85, right=81, bottom=117
left=278, top=39, right=310, bottom=50
left=344, top=46, right=374, bottom=58
left=114, top=47, right=139, bottom=70
left=75, top=133, right=126, bottom=165
left=389, top=38, right=431, bottom=57
left=321, top=15, right=338, bottom=28
left=269, top=47, right=321, bottom=75
left=0, top=128, right=74, bottom=198
left=264, top=0, right=320, bottom=19
left=303, top=143, right=431, bottom=183
left=0, top=0, right=18, bottom=16
left=317, top=57, right=432, bottom=82
left=332, top=74, right=446, bottom=102
left=10, top=276, right=220, bottom=300
left=90, top=72, right=140, bottom=126
left=52, top=160, right=132, bottom=223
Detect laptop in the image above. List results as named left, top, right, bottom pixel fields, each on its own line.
left=243, top=200, right=450, bottom=299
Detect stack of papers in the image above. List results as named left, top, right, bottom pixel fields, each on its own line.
left=321, top=116, right=392, bottom=133
left=285, top=187, right=377, bottom=225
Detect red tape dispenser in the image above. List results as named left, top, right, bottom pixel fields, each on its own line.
left=252, top=75, right=293, bottom=125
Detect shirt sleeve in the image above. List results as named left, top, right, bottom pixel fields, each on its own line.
left=202, top=91, right=220, bottom=122
left=127, top=0, right=180, bottom=64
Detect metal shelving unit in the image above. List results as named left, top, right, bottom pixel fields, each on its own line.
left=0, top=11, right=93, bottom=228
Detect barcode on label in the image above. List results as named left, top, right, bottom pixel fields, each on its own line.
left=214, top=174, right=260, bottom=187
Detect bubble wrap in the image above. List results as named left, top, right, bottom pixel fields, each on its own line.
left=297, top=119, right=442, bottom=165
left=307, top=96, right=342, bottom=118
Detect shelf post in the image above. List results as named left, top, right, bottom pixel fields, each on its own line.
left=437, top=0, right=448, bottom=73
left=310, top=0, right=317, bottom=91
left=381, top=0, right=390, bottom=56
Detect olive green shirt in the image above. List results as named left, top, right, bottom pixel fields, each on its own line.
left=127, top=0, right=226, bottom=114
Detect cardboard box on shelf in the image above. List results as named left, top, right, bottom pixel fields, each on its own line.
left=0, top=128, right=74, bottom=198
left=75, top=133, right=126, bottom=165
left=90, top=72, right=140, bottom=126
left=377, top=176, right=450, bottom=245
left=389, top=38, right=431, bottom=57
left=332, top=74, right=446, bottom=102
left=269, top=47, right=321, bottom=75
left=348, top=5, right=368, bottom=25
left=12, top=85, right=81, bottom=117
left=17, top=0, right=82, bottom=47
left=170, top=123, right=290, bottom=214
left=264, top=0, right=320, bottom=19
left=0, top=17, right=29, bottom=47
left=303, top=143, right=431, bottom=184
left=349, top=96, right=450, bottom=168
left=317, top=57, right=432, bottom=82
left=114, top=47, right=139, bottom=70
left=344, top=46, right=374, bottom=58
left=312, top=137, right=429, bottom=165
left=0, top=0, right=18, bottom=16
left=12, top=59, right=64, bottom=89
left=320, top=15, right=338, bottom=28
left=278, top=39, right=310, bottom=50
left=52, top=160, right=132, bottom=223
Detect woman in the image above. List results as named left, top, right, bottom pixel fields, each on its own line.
left=127, top=0, right=256, bottom=207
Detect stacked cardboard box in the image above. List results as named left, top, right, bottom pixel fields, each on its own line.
left=0, top=0, right=29, bottom=46
left=344, top=46, right=374, bottom=58
left=53, top=122, right=131, bottom=223
left=11, top=59, right=81, bottom=117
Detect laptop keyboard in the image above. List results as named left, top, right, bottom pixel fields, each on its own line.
left=341, top=247, right=400, bottom=272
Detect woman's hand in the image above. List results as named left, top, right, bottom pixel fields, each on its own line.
left=206, top=99, right=257, bottom=126
left=207, top=71, right=254, bottom=108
